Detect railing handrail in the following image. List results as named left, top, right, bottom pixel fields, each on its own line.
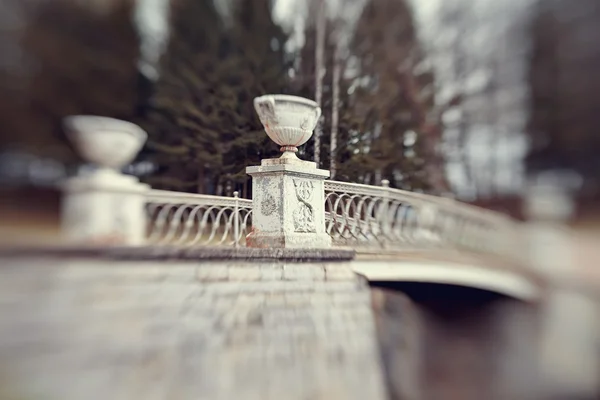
left=146, top=184, right=514, bottom=227
left=146, top=189, right=253, bottom=208
left=144, top=189, right=253, bottom=247
left=323, top=179, right=525, bottom=264
left=142, top=182, right=521, bottom=261
left=324, top=180, right=513, bottom=225
left=147, top=184, right=510, bottom=225
left=325, top=179, right=424, bottom=200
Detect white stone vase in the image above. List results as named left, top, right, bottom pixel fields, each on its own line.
left=63, top=115, right=147, bottom=171
left=253, top=94, right=321, bottom=157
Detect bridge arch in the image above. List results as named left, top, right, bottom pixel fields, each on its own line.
left=352, top=259, right=541, bottom=302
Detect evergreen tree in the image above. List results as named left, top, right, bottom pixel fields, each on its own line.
left=220, top=0, right=292, bottom=195
left=526, top=0, right=600, bottom=192
left=142, top=0, right=226, bottom=193
left=291, top=0, right=445, bottom=191
left=0, top=0, right=140, bottom=165
left=142, top=0, right=291, bottom=196
left=348, top=0, right=442, bottom=191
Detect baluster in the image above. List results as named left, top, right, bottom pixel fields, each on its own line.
left=233, top=191, right=240, bottom=248
left=379, top=179, right=391, bottom=245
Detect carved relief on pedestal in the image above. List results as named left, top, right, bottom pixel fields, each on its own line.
left=261, top=194, right=277, bottom=216
left=292, top=178, right=316, bottom=233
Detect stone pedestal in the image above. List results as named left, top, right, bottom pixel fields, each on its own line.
left=246, top=157, right=331, bottom=248
left=61, top=169, right=149, bottom=245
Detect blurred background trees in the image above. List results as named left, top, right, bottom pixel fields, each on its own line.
left=140, top=0, right=443, bottom=196
left=0, top=0, right=140, bottom=166
left=345, top=0, right=445, bottom=192
left=526, top=0, right=600, bottom=202
left=141, top=0, right=291, bottom=196
left=0, top=0, right=442, bottom=197
left=0, top=0, right=598, bottom=209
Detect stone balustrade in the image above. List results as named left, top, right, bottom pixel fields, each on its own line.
left=58, top=102, right=524, bottom=267
left=145, top=189, right=252, bottom=247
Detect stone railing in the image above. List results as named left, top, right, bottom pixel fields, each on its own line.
left=137, top=181, right=521, bottom=261
left=57, top=104, right=521, bottom=264
left=145, top=189, right=252, bottom=247
left=324, top=180, right=521, bottom=259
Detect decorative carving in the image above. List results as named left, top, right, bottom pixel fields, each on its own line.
left=292, top=179, right=316, bottom=233
left=261, top=194, right=277, bottom=216
left=294, top=179, right=313, bottom=202
left=255, top=98, right=278, bottom=125
left=300, top=117, right=310, bottom=130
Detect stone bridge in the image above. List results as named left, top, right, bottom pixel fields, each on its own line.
left=0, top=108, right=597, bottom=399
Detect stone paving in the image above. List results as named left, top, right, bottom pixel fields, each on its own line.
left=0, top=255, right=387, bottom=400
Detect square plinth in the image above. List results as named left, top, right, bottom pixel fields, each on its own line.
left=246, top=158, right=331, bottom=249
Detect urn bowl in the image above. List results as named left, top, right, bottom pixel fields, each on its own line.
left=253, top=94, right=321, bottom=153
left=63, top=116, right=147, bottom=170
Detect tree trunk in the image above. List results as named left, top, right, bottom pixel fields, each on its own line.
left=330, top=40, right=341, bottom=179
left=197, top=165, right=205, bottom=194
left=313, top=0, right=326, bottom=166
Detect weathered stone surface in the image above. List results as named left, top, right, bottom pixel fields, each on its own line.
left=61, top=170, right=149, bottom=246
left=0, top=245, right=355, bottom=262
left=324, top=262, right=358, bottom=280
left=283, top=262, right=326, bottom=280
left=259, top=263, right=284, bottom=280
left=0, top=255, right=387, bottom=400
left=246, top=158, right=332, bottom=249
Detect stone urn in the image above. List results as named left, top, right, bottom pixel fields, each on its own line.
left=253, top=94, right=321, bottom=158
left=61, top=116, right=149, bottom=245
left=63, top=115, right=147, bottom=172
